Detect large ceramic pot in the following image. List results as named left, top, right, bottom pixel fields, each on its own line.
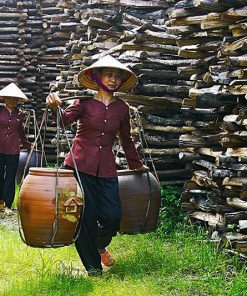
left=18, top=168, right=84, bottom=248
left=118, top=169, right=161, bottom=234
left=16, top=149, right=42, bottom=184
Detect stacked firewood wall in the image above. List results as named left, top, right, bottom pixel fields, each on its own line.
left=2, top=0, right=247, bottom=255
left=51, top=0, right=198, bottom=184
left=165, top=0, right=247, bottom=256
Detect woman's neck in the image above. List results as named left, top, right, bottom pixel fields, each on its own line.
left=5, top=105, right=16, bottom=113
left=94, top=89, right=115, bottom=106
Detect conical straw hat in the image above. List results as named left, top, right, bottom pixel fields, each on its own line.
left=78, top=55, right=138, bottom=92
left=0, top=83, right=29, bottom=102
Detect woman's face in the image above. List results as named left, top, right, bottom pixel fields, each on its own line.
left=5, top=97, right=19, bottom=109
left=99, top=68, right=123, bottom=91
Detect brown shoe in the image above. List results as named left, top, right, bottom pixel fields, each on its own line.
left=100, top=249, right=115, bottom=267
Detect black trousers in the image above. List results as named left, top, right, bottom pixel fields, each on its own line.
left=74, top=171, right=121, bottom=272
left=0, top=153, right=19, bottom=208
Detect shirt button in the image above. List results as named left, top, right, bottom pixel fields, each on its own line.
left=99, top=146, right=102, bottom=149
left=101, top=132, right=104, bottom=135
left=104, top=119, right=107, bottom=123
left=106, top=107, right=108, bottom=110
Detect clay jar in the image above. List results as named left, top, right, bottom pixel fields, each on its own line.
left=16, top=149, right=42, bottom=184
left=118, top=169, right=161, bottom=234
left=18, top=168, right=83, bottom=248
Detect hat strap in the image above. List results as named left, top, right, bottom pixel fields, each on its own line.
left=91, top=73, right=125, bottom=93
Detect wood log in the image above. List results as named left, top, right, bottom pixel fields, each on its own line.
left=143, top=134, right=180, bottom=148
left=229, top=84, right=247, bottom=95
left=224, top=163, right=247, bottom=171
left=179, top=134, right=205, bottom=148
left=160, top=180, right=186, bottom=186
left=188, top=211, right=224, bottom=226
left=92, top=42, right=179, bottom=60
left=175, top=0, right=226, bottom=11
left=139, top=69, right=189, bottom=80
left=222, top=177, right=247, bottom=187
left=202, top=134, right=221, bottom=147
left=183, top=180, right=202, bottom=190
left=236, top=241, right=247, bottom=254
left=227, top=198, right=247, bottom=210
left=201, top=19, right=233, bottom=30
left=229, top=68, right=247, bottom=79
left=139, top=124, right=195, bottom=133
left=203, top=71, right=231, bottom=85
left=189, top=85, right=234, bottom=100
left=227, top=6, right=247, bottom=17
left=222, top=233, right=247, bottom=244
left=168, top=8, right=205, bottom=19
left=141, top=113, right=185, bottom=127
left=220, top=36, right=247, bottom=56
left=141, top=148, right=188, bottom=156
left=146, top=156, right=185, bottom=170
left=190, top=196, right=234, bottom=213
left=119, top=93, right=182, bottom=107
left=215, top=155, right=238, bottom=167
left=133, top=30, right=178, bottom=45
left=156, top=169, right=192, bottom=180
left=166, top=25, right=201, bottom=35
left=122, top=13, right=146, bottom=26
left=192, top=0, right=227, bottom=11
left=181, top=107, right=228, bottom=117
left=178, top=47, right=212, bottom=59
left=88, top=0, right=170, bottom=7
left=177, top=66, right=205, bottom=76
left=238, top=155, right=247, bottom=162
left=141, top=84, right=191, bottom=97
left=179, top=152, right=201, bottom=162
left=165, top=15, right=208, bottom=27
left=226, top=55, right=247, bottom=67
left=239, top=220, right=247, bottom=233
left=181, top=202, right=197, bottom=212
left=192, top=170, right=221, bottom=188
left=208, top=168, right=233, bottom=180
left=224, top=211, right=247, bottom=224
left=226, top=147, right=247, bottom=157
left=197, top=148, right=223, bottom=158
left=193, top=159, right=216, bottom=170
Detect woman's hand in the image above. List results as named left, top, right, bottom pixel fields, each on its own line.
left=46, top=92, right=62, bottom=109
left=135, top=164, right=149, bottom=173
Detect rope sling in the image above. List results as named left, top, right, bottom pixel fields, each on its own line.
left=18, top=106, right=84, bottom=248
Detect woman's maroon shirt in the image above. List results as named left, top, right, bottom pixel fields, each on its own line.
left=0, top=106, right=31, bottom=155
left=60, top=98, right=143, bottom=178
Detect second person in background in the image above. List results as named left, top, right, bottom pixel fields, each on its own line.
left=0, top=83, right=31, bottom=215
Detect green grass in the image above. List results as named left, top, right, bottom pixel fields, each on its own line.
left=0, top=225, right=246, bottom=296
left=4, top=185, right=246, bottom=295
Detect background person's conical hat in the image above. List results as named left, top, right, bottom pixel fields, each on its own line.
left=78, top=55, right=138, bottom=92
left=0, top=83, right=29, bottom=102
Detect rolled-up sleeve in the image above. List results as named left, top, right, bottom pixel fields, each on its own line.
left=119, top=106, right=143, bottom=170
left=53, top=99, right=85, bottom=126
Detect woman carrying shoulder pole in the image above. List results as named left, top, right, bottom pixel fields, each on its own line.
left=46, top=55, right=148, bottom=276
